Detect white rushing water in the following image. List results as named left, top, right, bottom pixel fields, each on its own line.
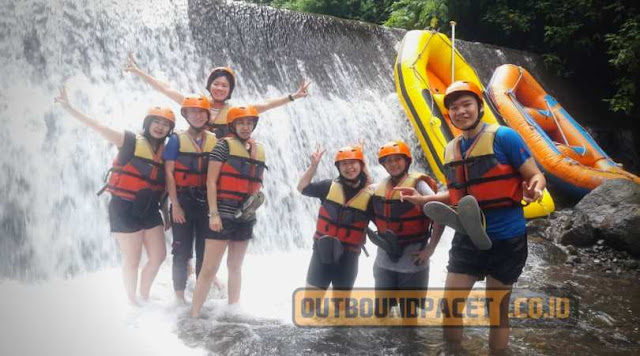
left=0, top=0, right=457, bottom=354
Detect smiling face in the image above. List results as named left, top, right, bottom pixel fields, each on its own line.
left=382, top=154, right=408, bottom=177
left=232, top=117, right=256, bottom=140
left=184, top=107, right=209, bottom=129
left=338, top=159, right=362, bottom=181
left=209, top=76, right=231, bottom=102
left=447, top=93, right=481, bottom=130
left=148, top=118, right=172, bottom=139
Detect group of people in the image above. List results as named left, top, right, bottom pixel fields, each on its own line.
left=55, top=53, right=546, bottom=352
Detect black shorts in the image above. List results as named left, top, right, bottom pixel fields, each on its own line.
left=108, top=196, right=163, bottom=233
left=207, top=218, right=255, bottom=241
left=306, top=247, right=360, bottom=290
left=447, top=232, right=528, bottom=285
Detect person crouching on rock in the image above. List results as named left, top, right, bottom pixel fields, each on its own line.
left=297, top=145, right=374, bottom=291
left=190, top=106, right=266, bottom=318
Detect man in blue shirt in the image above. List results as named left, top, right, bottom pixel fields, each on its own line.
left=398, top=81, right=546, bottom=353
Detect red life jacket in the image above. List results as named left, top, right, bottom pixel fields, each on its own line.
left=314, top=180, right=373, bottom=248
left=443, top=124, right=523, bottom=209
left=372, top=172, right=437, bottom=246
left=104, top=134, right=165, bottom=200
left=206, top=104, right=230, bottom=138
left=173, top=131, right=217, bottom=188
left=216, top=136, right=266, bottom=207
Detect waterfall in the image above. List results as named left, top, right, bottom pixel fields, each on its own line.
left=0, top=0, right=416, bottom=279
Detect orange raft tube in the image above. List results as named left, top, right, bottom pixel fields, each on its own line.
left=487, top=64, right=640, bottom=197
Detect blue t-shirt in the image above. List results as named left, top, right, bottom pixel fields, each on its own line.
left=459, top=125, right=531, bottom=240
left=162, top=133, right=203, bottom=161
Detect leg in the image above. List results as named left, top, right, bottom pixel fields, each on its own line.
left=226, top=239, right=250, bottom=304
left=442, top=272, right=478, bottom=345
left=194, top=212, right=224, bottom=289
left=331, top=250, right=359, bottom=290
left=486, top=277, right=513, bottom=354
left=139, top=225, right=167, bottom=300
left=114, top=231, right=144, bottom=305
left=171, top=213, right=195, bottom=301
left=190, top=239, right=228, bottom=317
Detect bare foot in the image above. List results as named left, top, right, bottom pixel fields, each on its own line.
left=175, top=291, right=188, bottom=304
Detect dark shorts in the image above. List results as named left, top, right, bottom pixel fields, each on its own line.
left=108, top=196, right=163, bottom=233
left=447, top=232, right=528, bottom=285
left=306, top=247, right=360, bottom=290
left=207, top=218, right=255, bottom=241
left=373, top=265, right=429, bottom=290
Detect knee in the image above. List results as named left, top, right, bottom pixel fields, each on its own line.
left=227, top=259, right=243, bottom=274
left=123, top=256, right=141, bottom=269
left=149, top=250, right=167, bottom=266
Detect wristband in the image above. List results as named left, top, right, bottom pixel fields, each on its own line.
left=288, top=94, right=295, bottom=102
left=208, top=211, right=219, bottom=218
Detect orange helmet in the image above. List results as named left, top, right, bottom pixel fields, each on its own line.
left=335, top=145, right=365, bottom=164
left=206, top=67, right=236, bottom=100
left=378, top=140, right=412, bottom=164
left=227, top=105, right=259, bottom=130
left=143, top=106, right=175, bottom=135
left=145, top=107, right=175, bottom=124
left=443, top=81, right=483, bottom=109
left=180, top=95, right=211, bottom=118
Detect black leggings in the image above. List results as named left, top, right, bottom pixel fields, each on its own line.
left=171, top=192, right=209, bottom=292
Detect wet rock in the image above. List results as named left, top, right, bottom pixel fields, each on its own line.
left=597, top=239, right=605, bottom=245
left=623, top=260, right=639, bottom=269
left=594, top=259, right=602, bottom=265
left=558, top=211, right=597, bottom=246
left=527, top=218, right=551, bottom=239
left=566, top=255, right=581, bottom=264
left=574, top=180, right=640, bottom=256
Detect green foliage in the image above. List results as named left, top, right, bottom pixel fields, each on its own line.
left=384, top=0, right=448, bottom=30
left=240, top=0, right=639, bottom=117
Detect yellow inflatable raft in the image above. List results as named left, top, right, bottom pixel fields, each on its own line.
left=394, top=30, right=554, bottom=218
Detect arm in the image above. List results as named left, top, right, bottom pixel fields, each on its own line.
left=297, top=146, right=325, bottom=192
left=413, top=222, right=444, bottom=265
left=55, top=86, right=125, bottom=147
left=519, top=157, right=546, bottom=203
left=123, top=53, right=185, bottom=104
left=253, top=79, right=310, bottom=113
left=207, top=160, right=224, bottom=231
left=165, top=161, right=186, bottom=224
left=394, top=188, right=451, bottom=206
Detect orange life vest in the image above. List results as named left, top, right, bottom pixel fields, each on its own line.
left=173, top=131, right=217, bottom=188
left=206, top=104, right=230, bottom=138
left=216, top=136, right=266, bottom=207
left=104, top=134, right=165, bottom=200
left=443, top=124, right=523, bottom=209
left=314, top=180, right=373, bottom=247
left=372, top=172, right=437, bottom=246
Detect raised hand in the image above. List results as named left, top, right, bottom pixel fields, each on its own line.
left=522, top=180, right=543, bottom=203
left=310, top=144, right=326, bottom=167
left=123, top=53, right=141, bottom=74
left=54, top=86, right=72, bottom=111
left=292, top=79, right=311, bottom=100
